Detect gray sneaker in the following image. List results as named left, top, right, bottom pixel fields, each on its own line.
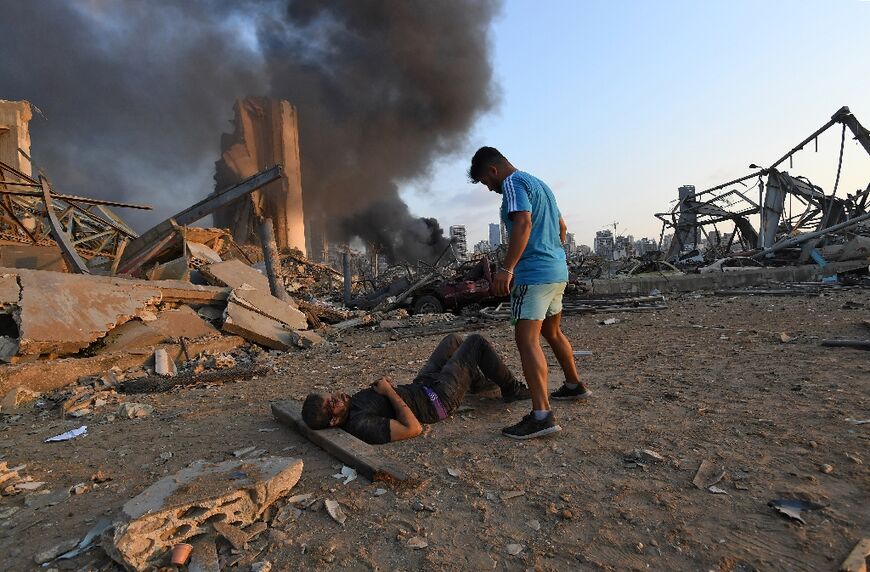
left=502, top=411, right=561, bottom=440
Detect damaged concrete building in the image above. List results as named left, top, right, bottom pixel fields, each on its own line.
left=213, top=97, right=307, bottom=256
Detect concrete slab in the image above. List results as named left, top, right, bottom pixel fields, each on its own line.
left=15, top=269, right=162, bottom=356
left=103, top=457, right=303, bottom=572
left=229, top=288, right=307, bottom=330
left=0, top=274, right=20, bottom=311
left=222, top=302, right=295, bottom=350
left=97, top=306, right=219, bottom=355
left=0, top=267, right=231, bottom=357
left=0, top=335, right=245, bottom=396
left=186, top=241, right=222, bottom=264
left=202, top=259, right=269, bottom=291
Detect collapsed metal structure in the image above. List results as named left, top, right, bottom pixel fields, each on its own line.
left=0, top=158, right=149, bottom=273
left=657, top=106, right=870, bottom=263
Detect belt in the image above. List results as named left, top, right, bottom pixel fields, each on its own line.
left=422, top=386, right=448, bottom=421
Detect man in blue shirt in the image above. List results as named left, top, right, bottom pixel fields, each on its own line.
left=469, top=146, right=591, bottom=439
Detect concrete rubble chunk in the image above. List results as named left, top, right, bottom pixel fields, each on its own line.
left=3, top=267, right=229, bottom=358
left=222, top=302, right=295, bottom=350
left=118, top=402, right=153, bottom=419
left=1, top=386, right=39, bottom=410
left=98, top=305, right=220, bottom=355
left=153, top=348, right=177, bottom=377
left=0, top=273, right=21, bottom=312
left=103, top=457, right=303, bottom=572
left=202, top=259, right=270, bottom=291
left=0, top=336, right=18, bottom=363
left=187, top=535, right=220, bottom=572
left=288, top=328, right=323, bottom=349
left=229, top=288, right=308, bottom=331
left=186, top=241, right=222, bottom=265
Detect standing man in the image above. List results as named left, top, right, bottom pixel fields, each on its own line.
left=468, top=147, right=591, bottom=439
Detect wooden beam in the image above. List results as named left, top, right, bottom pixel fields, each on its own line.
left=271, top=400, right=415, bottom=486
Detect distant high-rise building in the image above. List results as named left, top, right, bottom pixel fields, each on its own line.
left=473, top=240, right=491, bottom=255
left=488, top=223, right=501, bottom=247
left=500, top=221, right=508, bottom=245
left=564, top=232, right=576, bottom=256
left=449, top=225, right=468, bottom=261
left=594, top=230, right=614, bottom=260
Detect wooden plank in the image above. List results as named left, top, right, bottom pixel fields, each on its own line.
left=271, top=400, right=415, bottom=486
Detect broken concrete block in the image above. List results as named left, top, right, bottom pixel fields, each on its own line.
left=186, top=241, right=222, bottom=265
left=0, top=273, right=20, bottom=313
left=229, top=288, right=307, bottom=330
left=118, top=403, right=153, bottom=419
left=103, top=457, right=303, bottom=571
left=146, top=256, right=190, bottom=282
left=202, top=259, right=269, bottom=291
left=0, top=336, right=18, bottom=363
left=1, top=386, right=39, bottom=410
left=187, top=535, right=220, bottom=572
left=288, top=329, right=323, bottom=349
left=221, top=302, right=294, bottom=351
left=153, top=348, right=177, bottom=377
left=98, top=305, right=220, bottom=355
left=13, top=269, right=163, bottom=356
left=212, top=520, right=248, bottom=550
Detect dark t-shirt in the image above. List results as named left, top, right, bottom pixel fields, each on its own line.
left=345, top=383, right=440, bottom=445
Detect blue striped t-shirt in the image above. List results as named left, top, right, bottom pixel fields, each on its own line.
left=500, top=171, right=568, bottom=285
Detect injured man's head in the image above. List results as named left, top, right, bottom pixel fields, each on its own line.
left=302, top=392, right=352, bottom=429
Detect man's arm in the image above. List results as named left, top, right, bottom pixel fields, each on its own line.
left=559, top=216, right=567, bottom=245
left=492, top=211, right=531, bottom=297
left=372, top=377, right=422, bottom=441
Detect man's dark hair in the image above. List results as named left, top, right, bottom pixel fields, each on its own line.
left=468, top=146, right=507, bottom=183
left=301, top=394, right=331, bottom=429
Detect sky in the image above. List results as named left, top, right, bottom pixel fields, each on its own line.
left=401, top=0, right=870, bottom=248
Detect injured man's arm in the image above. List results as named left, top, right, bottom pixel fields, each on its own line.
left=370, top=376, right=422, bottom=441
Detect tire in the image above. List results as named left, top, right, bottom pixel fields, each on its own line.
left=412, top=294, right=444, bottom=314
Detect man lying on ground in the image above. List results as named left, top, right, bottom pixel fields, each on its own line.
left=301, top=333, right=531, bottom=444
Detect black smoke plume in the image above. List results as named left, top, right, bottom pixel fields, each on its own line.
left=0, top=0, right=499, bottom=263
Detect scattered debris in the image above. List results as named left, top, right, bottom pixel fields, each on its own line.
left=527, top=519, right=541, bottom=531
left=708, top=485, right=729, bottom=495
left=118, top=402, right=153, bottom=419
left=45, top=425, right=87, bottom=442
left=600, top=318, right=619, bottom=325
left=693, top=459, right=726, bottom=489
left=768, top=498, right=824, bottom=525
left=332, top=465, right=358, bottom=485
left=447, top=468, right=462, bottom=478
left=102, top=456, right=303, bottom=571
left=153, top=348, right=177, bottom=377
left=507, top=543, right=524, bottom=556
left=407, top=536, right=428, bottom=550
left=500, top=490, right=525, bottom=500
left=324, top=499, right=347, bottom=525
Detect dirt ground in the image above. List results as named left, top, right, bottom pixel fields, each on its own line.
left=0, top=289, right=868, bottom=571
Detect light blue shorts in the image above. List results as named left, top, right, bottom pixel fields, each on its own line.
left=510, top=282, right=567, bottom=324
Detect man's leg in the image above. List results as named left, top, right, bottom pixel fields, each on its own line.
left=541, top=312, right=590, bottom=399
left=514, top=320, right=549, bottom=411
left=502, top=283, right=562, bottom=440
left=429, top=334, right=525, bottom=412
left=413, top=333, right=462, bottom=382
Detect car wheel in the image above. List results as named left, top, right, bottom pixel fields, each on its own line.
left=413, top=294, right=443, bottom=314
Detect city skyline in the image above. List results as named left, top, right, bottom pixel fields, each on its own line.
left=402, top=0, right=870, bottom=251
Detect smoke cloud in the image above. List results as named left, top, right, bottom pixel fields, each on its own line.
left=0, top=0, right=499, bottom=263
